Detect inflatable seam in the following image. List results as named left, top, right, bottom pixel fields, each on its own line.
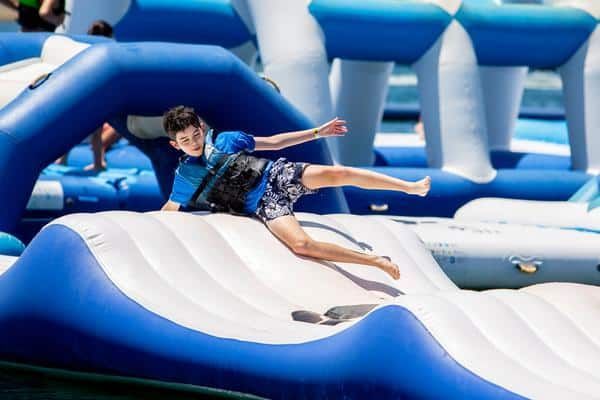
left=488, top=289, right=600, bottom=381
left=200, top=214, right=368, bottom=311
left=72, top=215, right=280, bottom=340
left=147, top=213, right=301, bottom=322
left=426, top=291, right=582, bottom=397
left=449, top=291, right=600, bottom=394
left=100, top=213, right=286, bottom=338
left=521, top=285, right=600, bottom=349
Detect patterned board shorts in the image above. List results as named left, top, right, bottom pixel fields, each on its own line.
left=255, top=158, right=317, bottom=223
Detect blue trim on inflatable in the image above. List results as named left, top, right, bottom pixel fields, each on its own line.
left=115, top=0, right=253, bottom=47
left=309, top=0, right=451, bottom=63
left=344, top=169, right=589, bottom=217
left=384, top=103, right=567, bottom=121
left=0, top=38, right=347, bottom=233
left=374, top=147, right=572, bottom=170
left=0, top=33, right=48, bottom=64
left=0, top=232, right=24, bottom=256
left=0, top=33, right=108, bottom=65
left=569, top=176, right=599, bottom=203
left=490, top=151, right=571, bottom=170
left=0, top=223, right=523, bottom=399
left=457, top=1, right=597, bottom=68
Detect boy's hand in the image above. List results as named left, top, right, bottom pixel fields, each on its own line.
left=316, top=117, right=348, bottom=138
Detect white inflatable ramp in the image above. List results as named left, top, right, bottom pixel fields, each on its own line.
left=0, top=211, right=599, bottom=399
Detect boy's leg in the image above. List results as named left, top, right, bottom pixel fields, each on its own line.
left=265, top=215, right=400, bottom=280
left=85, top=127, right=106, bottom=171
left=301, top=165, right=430, bottom=196
left=101, top=122, right=121, bottom=151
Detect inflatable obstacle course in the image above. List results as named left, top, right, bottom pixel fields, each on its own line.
left=0, top=212, right=599, bottom=398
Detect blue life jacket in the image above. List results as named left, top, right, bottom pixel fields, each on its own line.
left=188, top=131, right=269, bottom=214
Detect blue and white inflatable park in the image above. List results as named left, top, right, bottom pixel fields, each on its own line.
left=1, top=0, right=600, bottom=398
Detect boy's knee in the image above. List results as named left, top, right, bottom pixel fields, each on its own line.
left=290, top=237, right=314, bottom=256
left=326, top=166, right=350, bottom=185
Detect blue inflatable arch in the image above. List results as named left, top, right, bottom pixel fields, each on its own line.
left=0, top=39, right=347, bottom=232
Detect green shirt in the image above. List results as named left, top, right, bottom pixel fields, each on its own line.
left=19, top=0, right=40, bottom=8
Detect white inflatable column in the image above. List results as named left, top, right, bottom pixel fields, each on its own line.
left=414, top=16, right=495, bottom=182
left=244, top=0, right=333, bottom=126
left=329, top=60, right=394, bottom=165
left=553, top=1, right=600, bottom=173
left=229, top=0, right=258, bottom=68
left=58, top=0, right=131, bottom=34
left=480, top=66, right=528, bottom=150
left=560, top=28, right=600, bottom=173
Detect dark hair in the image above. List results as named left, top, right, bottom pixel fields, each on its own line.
left=87, top=20, right=113, bottom=37
left=163, top=106, right=202, bottom=140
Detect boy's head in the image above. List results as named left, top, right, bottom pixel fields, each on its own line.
left=163, top=106, right=207, bottom=157
left=87, top=20, right=113, bottom=38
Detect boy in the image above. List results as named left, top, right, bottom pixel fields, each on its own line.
left=161, top=106, right=431, bottom=280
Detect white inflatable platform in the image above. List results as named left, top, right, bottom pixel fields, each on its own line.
left=0, top=212, right=599, bottom=398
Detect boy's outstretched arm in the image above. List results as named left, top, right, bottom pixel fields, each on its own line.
left=161, top=200, right=181, bottom=211
left=254, top=117, right=347, bottom=151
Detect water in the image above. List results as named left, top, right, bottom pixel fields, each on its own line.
left=0, top=23, right=564, bottom=399
left=0, top=367, right=239, bottom=399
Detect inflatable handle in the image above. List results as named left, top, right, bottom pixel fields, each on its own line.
left=29, top=73, right=52, bottom=90
left=370, top=203, right=389, bottom=212
left=516, top=262, right=538, bottom=274
left=509, top=255, right=541, bottom=274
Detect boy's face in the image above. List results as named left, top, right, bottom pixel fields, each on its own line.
left=170, top=124, right=205, bottom=157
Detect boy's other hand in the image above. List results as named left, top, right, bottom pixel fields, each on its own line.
left=317, top=117, right=348, bottom=138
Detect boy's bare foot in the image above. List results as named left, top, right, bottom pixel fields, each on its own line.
left=409, top=176, right=431, bottom=197
left=375, top=256, right=400, bottom=280
left=84, top=161, right=107, bottom=171
left=55, top=155, right=67, bottom=165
